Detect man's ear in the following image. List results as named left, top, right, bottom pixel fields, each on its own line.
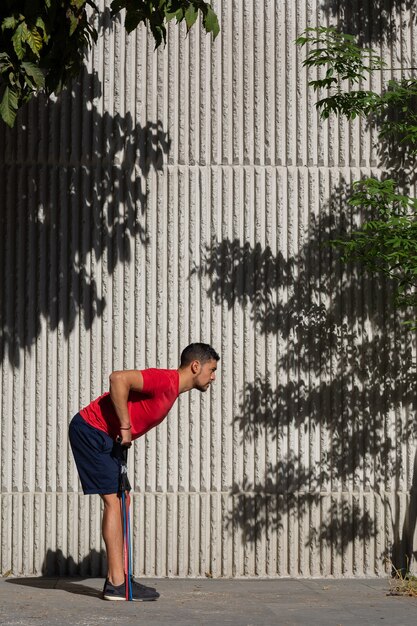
left=191, top=360, right=201, bottom=374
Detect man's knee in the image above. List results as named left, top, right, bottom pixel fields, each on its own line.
left=101, top=493, right=120, bottom=510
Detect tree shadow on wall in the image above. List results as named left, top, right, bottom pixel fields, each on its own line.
left=390, top=449, right=417, bottom=574
left=321, top=0, right=415, bottom=46
left=372, top=89, right=417, bottom=189
left=196, top=180, right=416, bottom=572
left=0, top=69, right=171, bottom=366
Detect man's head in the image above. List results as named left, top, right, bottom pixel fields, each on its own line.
left=180, top=343, right=220, bottom=392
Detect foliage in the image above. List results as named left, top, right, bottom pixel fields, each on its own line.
left=297, top=26, right=417, bottom=153
left=0, top=0, right=219, bottom=127
left=335, top=178, right=417, bottom=308
left=297, top=27, right=417, bottom=321
left=0, top=0, right=97, bottom=127
left=296, top=27, right=384, bottom=119
left=375, top=79, right=417, bottom=155
left=110, top=0, right=219, bottom=48
left=296, top=27, right=384, bottom=87
left=313, top=89, right=381, bottom=120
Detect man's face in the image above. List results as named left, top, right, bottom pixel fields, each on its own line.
left=193, top=359, right=218, bottom=391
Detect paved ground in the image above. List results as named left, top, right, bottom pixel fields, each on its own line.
left=0, top=576, right=416, bottom=625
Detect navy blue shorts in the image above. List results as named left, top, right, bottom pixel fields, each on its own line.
left=69, top=413, right=124, bottom=495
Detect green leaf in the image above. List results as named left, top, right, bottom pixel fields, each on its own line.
left=0, top=52, right=12, bottom=71
left=150, top=23, right=166, bottom=48
left=185, top=5, right=198, bottom=31
left=203, top=6, right=219, bottom=38
left=68, top=12, right=80, bottom=37
left=35, top=17, right=47, bottom=39
left=165, top=8, right=185, bottom=23
left=11, top=23, right=27, bottom=60
left=26, top=27, right=43, bottom=57
left=21, top=61, right=45, bottom=89
left=175, top=8, right=185, bottom=21
left=125, top=11, right=142, bottom=34
left=2, top=16, right=18, bottom=31
left=0, top=86, right=19, bottom=127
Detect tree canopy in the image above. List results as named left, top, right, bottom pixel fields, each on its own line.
left=0, top=0, right=219, bottom=127
left=297, top=27, right=417, bottom=323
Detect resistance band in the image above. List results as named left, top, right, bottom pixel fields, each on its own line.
left=118, top=442, right=133, bottom=601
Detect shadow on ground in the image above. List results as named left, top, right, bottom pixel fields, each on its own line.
left=4, top=549, right=107, bottom=597
left=5, top=576, right=101, bottom=599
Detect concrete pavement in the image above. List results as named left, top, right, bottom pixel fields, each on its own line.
left=0, top=576, right=416, bottom=625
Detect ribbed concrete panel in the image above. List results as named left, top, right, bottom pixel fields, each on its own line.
left=0, top=0, right=416, bottom=577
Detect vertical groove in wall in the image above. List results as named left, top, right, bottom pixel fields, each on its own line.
left=0, top=0, right=416, bottom=577
left=199, top=167, right=209, bottom=497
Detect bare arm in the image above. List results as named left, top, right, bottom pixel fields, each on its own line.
left=109, top=370, right=144, bottom=445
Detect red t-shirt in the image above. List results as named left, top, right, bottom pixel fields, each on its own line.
left=80, top=368, right=179, bottom=440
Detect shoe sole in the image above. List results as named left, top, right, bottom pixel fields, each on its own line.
left=103, top=594, right=158, bottom=602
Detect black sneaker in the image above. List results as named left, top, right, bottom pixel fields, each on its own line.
left=129, top=576, right=156, bottom=591
left=130, top=578, right=160, bottom=601
left=102, top=579, right=126, bottom=601
left=103, top=578, right=159, bottom=601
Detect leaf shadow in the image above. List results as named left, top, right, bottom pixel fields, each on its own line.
left=196, top=180, right=416, bottom=567
left=320, top=0, right=415, bottom=46
left=0, top=69, right=171, bottom=366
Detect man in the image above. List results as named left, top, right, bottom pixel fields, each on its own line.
left=69, top=343, right=219, bottom=601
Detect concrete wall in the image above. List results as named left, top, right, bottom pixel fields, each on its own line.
left=0, top=0, right=416, bottom=577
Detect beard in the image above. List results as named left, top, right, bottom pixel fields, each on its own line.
left=195, top=382, right=210, bottom=392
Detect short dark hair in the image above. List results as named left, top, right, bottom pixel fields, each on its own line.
left=180, top=343, right=220, bottom=367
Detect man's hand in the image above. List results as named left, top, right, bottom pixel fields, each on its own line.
left=118, top=430, right=132, bottom=447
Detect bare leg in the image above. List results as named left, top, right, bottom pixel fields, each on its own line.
left=101, top=493, right=124, bottom=586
